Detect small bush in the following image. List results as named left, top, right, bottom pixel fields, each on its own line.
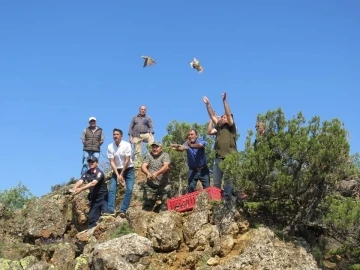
left=109, top=222, right=134, bottom=239
left=349, top=264, right=360, bottom=270
left=0, top=182, right=35, bottom=213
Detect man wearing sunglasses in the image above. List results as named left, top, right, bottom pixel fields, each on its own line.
left=73, top=155, right=108, bottom=229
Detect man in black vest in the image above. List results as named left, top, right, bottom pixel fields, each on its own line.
left=203, top=92, right=247, bottom=202
left=81, top=117, right=104, bottom=175
left=73, top=155, right=108, bottom=229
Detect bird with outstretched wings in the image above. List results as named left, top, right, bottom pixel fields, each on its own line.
left=190, top=58, right=203, bottom=73
left=141, top=56, right=156, bottom=67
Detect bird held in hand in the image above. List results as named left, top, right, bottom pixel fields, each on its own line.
left=190, top=58, right=203, bottom=73
left=142, top=56, right=156, bottom=67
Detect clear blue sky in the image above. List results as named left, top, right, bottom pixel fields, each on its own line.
left=0, top=1, right=359, bottom=197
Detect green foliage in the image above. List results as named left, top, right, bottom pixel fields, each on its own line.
left=0, top=182, right=36, bottom=213
left=50, top=177, right=78, bottom=192
left=349, top=264, right=360, bottom=270
left=322, top=195, right=360, bottom=231
left=161, top=120, right=215, bottom=195
left=320, top=195, right=360, bottom=264
left=50, top=183, right=65, bottom=192
left=311, top=246, right=323, bottom=267
left=327, top=244, right=360, bottom=267
left=109, top=222, right=134, bottom=239
left=349, top=153, right=360, bottom=178
left=219, top=108, right=351, bottom=232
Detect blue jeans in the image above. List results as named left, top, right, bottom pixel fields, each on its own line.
left=213, top=158, right=233, bottom=199
left=187, top=166, right=210, bottom=193
left=107, top=167, right=135, bottom=213
left=81, top=151, right=100, bottom=175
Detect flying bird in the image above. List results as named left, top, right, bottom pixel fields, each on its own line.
left=141, top=56, right=156, bottom=67
left=190, top=58, right=203, bottom=73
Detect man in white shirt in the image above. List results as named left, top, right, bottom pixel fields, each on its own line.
left=103, top=128, right=135, bottom=218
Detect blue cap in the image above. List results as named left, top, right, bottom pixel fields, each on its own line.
left=87, top=156, right=98, bottom=162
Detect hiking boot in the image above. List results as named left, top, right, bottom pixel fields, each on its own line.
left=119, top=212, right=126, bottom=218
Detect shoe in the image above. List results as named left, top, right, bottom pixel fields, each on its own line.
left=119, top=212, right=126, bottom=218
left=102, top=212, right=115, bottom=217
left=155, top=199, right=162, bottom=205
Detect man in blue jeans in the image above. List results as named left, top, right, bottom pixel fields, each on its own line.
left=104, top=128, right=134, bottom=218
left=171, top=129, right=210, bottom=193
left=80, top=117, right=104, bottom=175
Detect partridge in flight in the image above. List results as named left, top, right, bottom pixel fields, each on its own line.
left=141, top=56, right=156, bottom=67
left=190, top=58, right=203, bottom=73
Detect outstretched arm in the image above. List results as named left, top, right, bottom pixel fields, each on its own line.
left=171, top=145, right=185, bottom=151
left=203, top=96, right=218, bottom=125
left=222, top=92, right=234, bottom=126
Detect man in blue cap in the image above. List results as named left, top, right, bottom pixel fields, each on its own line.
left=73, top=155, right=108, bottom=229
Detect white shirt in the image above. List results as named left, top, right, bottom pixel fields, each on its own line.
left=107, top=140, right=133, bottom=169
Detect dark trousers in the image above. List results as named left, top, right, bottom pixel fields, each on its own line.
left=88, top=193, right=108, bottom=229
left=187, top=166, right=210, bottom=193
left=142, top=183, right=172, bottom=213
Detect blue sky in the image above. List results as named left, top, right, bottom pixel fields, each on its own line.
left=0, top=1, right=359, bottom=197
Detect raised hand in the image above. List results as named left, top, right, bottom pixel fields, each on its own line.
left=222, top=92, right=227, bottom=101
left=202, top=96, right=210, bottom=105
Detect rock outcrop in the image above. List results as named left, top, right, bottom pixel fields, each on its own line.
left=0, top=176, right=321, bottom=270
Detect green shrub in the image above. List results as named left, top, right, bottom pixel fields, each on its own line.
left=322, top=195, right=360, bottom=231
left=0, top=182, right=35, bottom=213
left=109, top=222, right=134, bottom=239
left=220, top=108, right=351, bottom=233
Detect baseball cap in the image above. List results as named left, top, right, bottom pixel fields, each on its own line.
left=151, top=142, right=162, bottom=147
left=89, top=117, right=96, bottom=122
left=87, top=156, right=98, bottom=163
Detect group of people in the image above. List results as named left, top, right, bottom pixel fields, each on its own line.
left=73, top=92, right=260, bottom=229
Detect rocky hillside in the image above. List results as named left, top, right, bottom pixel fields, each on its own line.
left=0, top=170, right=321, bottom=270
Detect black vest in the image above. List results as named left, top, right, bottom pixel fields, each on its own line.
left=83, top=127, right=103, bottom=152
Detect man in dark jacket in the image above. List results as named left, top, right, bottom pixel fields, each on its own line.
left=73, top=155, right=108, bottom=229
left=80, top=117, right=104, bottom=175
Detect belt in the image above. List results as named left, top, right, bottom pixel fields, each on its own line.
left=190, top=165, right=206, bottom=171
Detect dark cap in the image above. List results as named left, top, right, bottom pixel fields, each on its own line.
left=87, top=155, right=98, bottom=163
left=151, top=142, right=162, bottom=147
